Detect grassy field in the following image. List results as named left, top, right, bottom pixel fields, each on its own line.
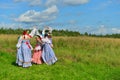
left=0, top=34, right=120, bottom=80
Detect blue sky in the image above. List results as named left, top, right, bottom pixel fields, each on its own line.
left=0, top=0, right=120, bottom=34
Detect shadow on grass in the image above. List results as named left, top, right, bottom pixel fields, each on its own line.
left=11, top=61, right=18, bottom=67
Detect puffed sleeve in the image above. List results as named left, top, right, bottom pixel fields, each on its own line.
left=42, top=38, right=51, bottom=44
left=16, top=36, right=22, bottom=48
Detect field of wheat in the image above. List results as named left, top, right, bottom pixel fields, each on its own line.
left=0, top=34, right=120, bottom=80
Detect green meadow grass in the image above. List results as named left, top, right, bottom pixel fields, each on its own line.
left=0, top=34, right=120, bottom=80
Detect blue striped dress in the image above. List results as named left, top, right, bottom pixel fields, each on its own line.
left=42, top=38, right=57, bottom=65
left=21, top=40, right=32, bottom=67
left=16, top=36, right=23, bottom=66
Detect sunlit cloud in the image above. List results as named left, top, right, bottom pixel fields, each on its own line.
left=14, top=0, right=42, bottom=6
left=63, top=0, right=89, bottom=6
left=112, top=28, right=120, bottom=33
left=15, top=5, right=59, bottom=23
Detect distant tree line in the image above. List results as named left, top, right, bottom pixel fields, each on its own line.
left=0, top=28, right=120, bottom=38
left=0, top=28, right=80, bottom=36
left=52, top=29, right=80, bottom=36
left=83, top=32, right=120, bottom=38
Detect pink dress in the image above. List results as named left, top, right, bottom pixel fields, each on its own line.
left=32, top=42, right=43, bottom=64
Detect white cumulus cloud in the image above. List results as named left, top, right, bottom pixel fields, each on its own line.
left=15, top=5, right=59, bottom=23
left=14, top=0, right=42, bottom=6
left=45, top=0, right=58, bottom=7
left=45, top=0, right=89, bottom=7
left=63, top=0, right=89, bottom=6
left=96, top=25, right=107, bottom=35
left=112, top=28, right=120, bottom=33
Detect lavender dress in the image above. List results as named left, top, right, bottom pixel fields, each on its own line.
left=16, top=36, right=23, bottom=66
left=21, top=40, right=32, bottom=67
left=42, top=37, right=57, bottom=65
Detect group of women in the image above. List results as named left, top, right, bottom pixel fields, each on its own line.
left=16, top=27, right=57, bottom=68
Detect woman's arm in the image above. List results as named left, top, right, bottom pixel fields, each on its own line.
left=16, top=36, right=22, bottom=48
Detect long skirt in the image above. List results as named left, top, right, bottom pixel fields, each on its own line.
left=32, top=50, right=43, bottom=64
left=42, top=43, right=57, bottom=65
left=21, top=40, right=32, bottom=67
left=16, top=46, right=23, bottom=66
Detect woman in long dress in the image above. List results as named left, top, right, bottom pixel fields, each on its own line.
left=16, top=36, right=23, bottom=66
left=21, top=30, right=33, bottom=67
left=41, top=34, right=57, bottom=65
left=16, top=28, right=37, bottom=67
left=16, top=30, right=33, bottom=68
left=32, top=35, right=43, bottom=64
